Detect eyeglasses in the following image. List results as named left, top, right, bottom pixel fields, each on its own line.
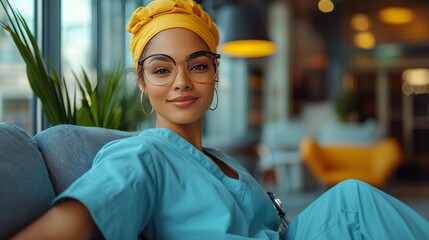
left=138, top=51, right=221, bottom=86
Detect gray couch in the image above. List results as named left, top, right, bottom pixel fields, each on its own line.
left=0, top=122, right=134, bottom=239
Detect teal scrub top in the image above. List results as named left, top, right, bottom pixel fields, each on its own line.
left=55, top=128, right=281, bottom=240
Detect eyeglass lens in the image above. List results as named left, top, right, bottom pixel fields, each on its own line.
left=141, top=51, right=219, bottom=86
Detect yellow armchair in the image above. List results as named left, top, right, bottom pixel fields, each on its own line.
left=300, top=137, right=403, bottom=188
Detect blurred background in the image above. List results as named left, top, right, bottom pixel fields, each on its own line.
left=1, top=0, right=428, bottom=219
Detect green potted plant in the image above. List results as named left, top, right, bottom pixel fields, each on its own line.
left=334, top=93, right=358, bottom=122
left=0, top=0, right=147, bottom=131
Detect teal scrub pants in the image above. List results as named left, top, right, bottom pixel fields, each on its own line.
left=283, top=180, right=429, bottom=239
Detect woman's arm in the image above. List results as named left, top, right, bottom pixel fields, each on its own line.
left=11, top=199, right=99, bottom=240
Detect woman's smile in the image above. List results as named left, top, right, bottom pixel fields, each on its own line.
left=167, top=95, right=199, bottom=107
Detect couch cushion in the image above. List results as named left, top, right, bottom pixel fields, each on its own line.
left=0, top=122, right=55, bottom=239
left=34, top=124, right=134, bottom=194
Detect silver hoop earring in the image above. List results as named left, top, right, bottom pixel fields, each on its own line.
left=210, top=88, right=219, bottom=111
left=140, top=92, right=153, bottom=115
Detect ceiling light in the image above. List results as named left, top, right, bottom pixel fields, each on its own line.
left=351, top=14, right=370, bottom=31
left=403, top=69, right=429, bottom=86
left=318, top=0, right=334, bottom=13
left=354, top=31, right=375, bottom=49
left=379, top=7, right=415, bottom=25
left=216, top=4, right=276, bottom=58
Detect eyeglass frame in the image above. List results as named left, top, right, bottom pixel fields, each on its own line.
left=137, top=50, right=221, bottom=86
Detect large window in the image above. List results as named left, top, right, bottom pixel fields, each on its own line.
left=0, top=0, right=137, bottom=133
left=0, top=0, right=35, bottom=133
left=61, top=0, right=92, bottom=112
left=62, top=0, right=92, bottom=77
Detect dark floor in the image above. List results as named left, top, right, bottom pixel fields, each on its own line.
left=384, top=181, right=429, bottom=220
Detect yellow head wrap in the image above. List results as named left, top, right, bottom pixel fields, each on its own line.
left=126, top=0, right=219, bottom=69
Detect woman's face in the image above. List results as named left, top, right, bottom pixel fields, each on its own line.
left=138, top=28, right=217, bottom=129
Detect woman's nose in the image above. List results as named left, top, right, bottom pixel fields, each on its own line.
left=173, top=64, right=193, bottom=90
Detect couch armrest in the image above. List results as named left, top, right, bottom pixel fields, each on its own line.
left=0, top=122, right=55, bottom=239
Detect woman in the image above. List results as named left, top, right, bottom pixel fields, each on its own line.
left=12, top=0, right=429, bottom=239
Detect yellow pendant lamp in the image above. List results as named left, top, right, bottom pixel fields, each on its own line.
left=216, top=4, right=276, bottom=58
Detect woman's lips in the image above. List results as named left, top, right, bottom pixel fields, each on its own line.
left=167, top=96, right=198, bottom=107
